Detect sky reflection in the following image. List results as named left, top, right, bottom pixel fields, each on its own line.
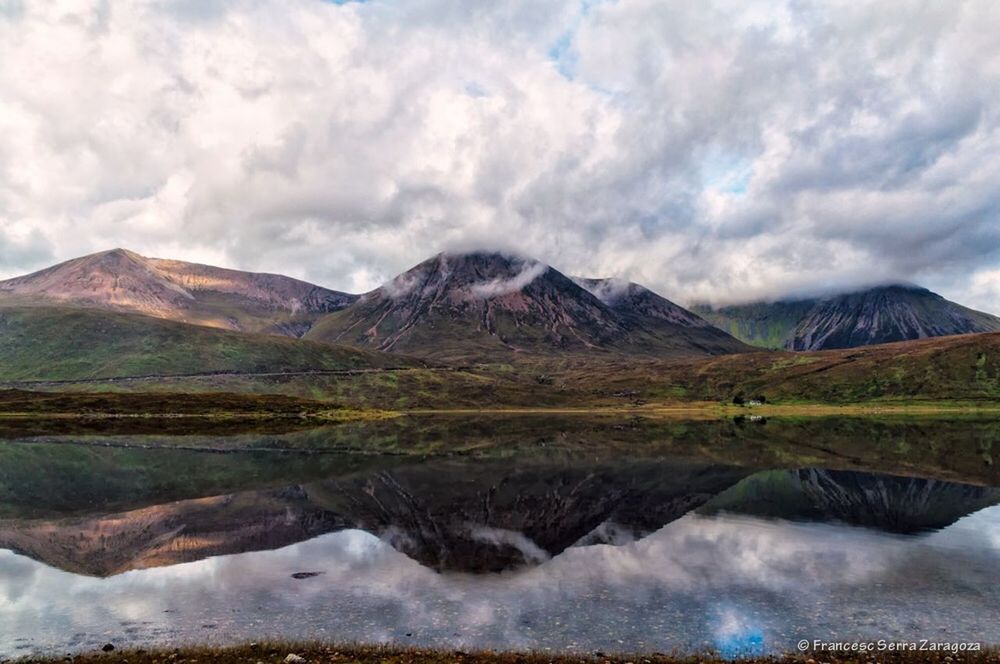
left=2, top=507, right=999, bottom=658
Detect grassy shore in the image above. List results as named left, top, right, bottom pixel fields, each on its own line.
left=0, top=389, right=395, bottom=423
left=3, top=388, right=998, bottom=423
left=410, top=401, right=1000, bottom=418
left=11, top=643, right=998, bottom=664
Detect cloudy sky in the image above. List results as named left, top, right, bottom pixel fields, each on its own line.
left=1, top=0, right=999, bottom=309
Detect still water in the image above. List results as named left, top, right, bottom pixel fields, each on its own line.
left=1, top=417, right=998, bottom=658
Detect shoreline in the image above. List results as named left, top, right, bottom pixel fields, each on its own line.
left=9, top=642, right=999, bottom=664
left=1, top=390, right=999, bottom=422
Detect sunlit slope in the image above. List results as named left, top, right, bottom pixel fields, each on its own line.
left=0, top=248, right=357, bottom=337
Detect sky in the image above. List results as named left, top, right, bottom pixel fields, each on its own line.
left=1, top=0, right=999, bottom=310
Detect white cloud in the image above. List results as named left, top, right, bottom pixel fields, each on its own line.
left=0, top=0, right=998, bottom=309
left=965, top=267, right=1000, bottom=315
left=468, top=260, right=547, bottom=299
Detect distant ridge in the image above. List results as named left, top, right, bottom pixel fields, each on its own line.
left=0, top=248, right=356, bottom=336
left=306, top=251, right=747, bottom=361
left=572, top=276, right=714, bottom=328
left=693, top=285, right=1000, bottom=350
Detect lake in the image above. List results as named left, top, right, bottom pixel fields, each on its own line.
left=1, top=416, right=998, bottom=658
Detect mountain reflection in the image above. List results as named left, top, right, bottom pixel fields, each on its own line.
left=3, top=425, right=1000, bottom=658
left=2, top=506, right=999, bottom=657
left=2, top=457, right=998, bottom=577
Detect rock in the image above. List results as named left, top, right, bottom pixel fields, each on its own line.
left=290, top=571, right=324, bottom=580
left=101, top=644, right=115, bottom=653
left=283, top=655, right=306, bottom=664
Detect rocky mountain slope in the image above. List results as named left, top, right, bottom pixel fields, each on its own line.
left=0, top=248, right=356, bottom=336
left=693, top=285, right=1000, bottom=350
left=306, top=251, right=747, bottom=361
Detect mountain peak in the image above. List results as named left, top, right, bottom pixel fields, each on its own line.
left=0, top=247, right=194, bottom=314
left=307, top=251, right=746, bottom=360
left=695, top=284, right=1000, bottom=350
left=0, top=248, right=357, bottom=336
left=104, top=247, right=139, bottom=256
left=375, top=251, right=551, bottom=304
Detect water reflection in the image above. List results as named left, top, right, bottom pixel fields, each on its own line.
left=2, top=506, right=999, bottom=657
left=0, top=457, right=754, bottom=576
left=1, top=417, right=1000, bottom=657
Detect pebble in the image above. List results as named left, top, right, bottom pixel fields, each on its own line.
left=283, top=655, right=306, bottom=664
left=101, top=644, right=115, bottom=653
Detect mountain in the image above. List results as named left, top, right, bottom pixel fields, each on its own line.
left=693, top=284, right=1000, bottom=350
left=572, top=276, right=713, bottom=327
left=0, top=304, right=413, bottom=381
left=690, top=299, right=816, bottom=350
left=305, top=251, right=747, bottom=361
left=0, top=248, right=356, bottom=337
left=572, top=276, right=743, bottom=352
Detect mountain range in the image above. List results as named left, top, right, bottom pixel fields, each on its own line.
left=1, top=248, right=998, bottom=370
left=693, top=285, right=1000, bottom=351
left=304, top=251, right=746, bottom=361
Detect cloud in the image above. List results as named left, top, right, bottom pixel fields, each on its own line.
left=0, top=0, right=998, bottom=309
left=0, top=225, right=53, bottom=273
left=468, top=260, right=548, bottom=299
left=571, top=276, right=631, bottom=305
left=465, top=524, right=551, bottom=565
left=966, top=267, right=1000, bottom=315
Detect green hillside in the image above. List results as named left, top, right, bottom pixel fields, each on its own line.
left=0, top=304, right=417, bottom=381
left=691, top=299, right=814, bottom=349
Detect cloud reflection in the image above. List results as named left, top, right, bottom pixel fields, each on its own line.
left=2, top=508, right=1000, bottom=657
